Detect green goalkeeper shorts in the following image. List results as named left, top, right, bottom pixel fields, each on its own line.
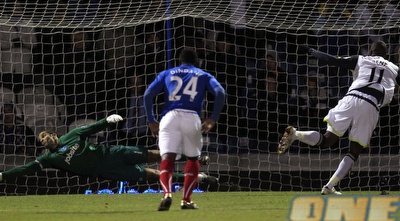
left=96, top=145, right=149, bottom=182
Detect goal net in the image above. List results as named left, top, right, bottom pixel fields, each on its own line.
left=1, top=0, right=400, bottom=195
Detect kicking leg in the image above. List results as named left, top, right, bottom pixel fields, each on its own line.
left=278, top=126, right=339, bottom=154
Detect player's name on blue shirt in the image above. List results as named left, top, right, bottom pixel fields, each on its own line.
left=170, top=68, right=203, bottom=76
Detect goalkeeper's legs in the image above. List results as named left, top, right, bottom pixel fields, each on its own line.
left=147, top=149, right=210, bottom=165
left=145, top=168, right=217, bottom=186
left=147, top=150, right=162, bottom=162
left=145, top=168, right=160, bottom=183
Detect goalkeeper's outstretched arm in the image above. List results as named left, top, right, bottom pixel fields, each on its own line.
left=0, top=160, right=42, bottom=182
left=69, top=114, right=123, bottom=138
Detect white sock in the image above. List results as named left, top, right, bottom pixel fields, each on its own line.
left=326, top=156, right=354, bottom=189
left=326, top=176, right=341, bottom=189
left=296, top=131, right=323, bottom=146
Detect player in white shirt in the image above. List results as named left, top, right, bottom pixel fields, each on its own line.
left=278, top=41, right=400, bottom=195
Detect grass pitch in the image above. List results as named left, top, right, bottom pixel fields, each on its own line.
left=0, top=191, right=392, bottom=221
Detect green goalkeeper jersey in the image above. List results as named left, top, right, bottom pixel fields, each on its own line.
left=2, top=118, right=148, bottom=182
left=37, top=118, right=109, bottom=176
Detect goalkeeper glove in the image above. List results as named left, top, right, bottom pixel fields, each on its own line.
left=106, top=114, right=123, bottom=123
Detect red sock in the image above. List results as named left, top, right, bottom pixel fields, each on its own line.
left=159, top=159, right=174, bottom=198
left=182, top=159, right=200, bottom=202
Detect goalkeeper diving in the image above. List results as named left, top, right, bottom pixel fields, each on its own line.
left=0, top=114, right=216, bottom=186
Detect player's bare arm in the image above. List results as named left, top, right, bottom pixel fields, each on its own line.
left=148, top=122, right=159, bottom=137
left=299, top=45, right=358, bottom=70
left=201, top=118, right=215, bottom=134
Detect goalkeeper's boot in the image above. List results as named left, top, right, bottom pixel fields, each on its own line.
left=198, top=155, right=210, bottom=165
left=198, top=172, right=218, bottom=186
left=181, top=200, right=199, bottom=210
left=321, top=185, right=342, bottom=195
left=158, top=197, right=172, bottom=211
left=278, top=126, right=296, bottom=154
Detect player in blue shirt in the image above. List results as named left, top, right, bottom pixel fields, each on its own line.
left=144, top=48, right=225, bottom=211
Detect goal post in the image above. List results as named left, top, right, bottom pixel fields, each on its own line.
left=1, top=0, right=400, bottom=195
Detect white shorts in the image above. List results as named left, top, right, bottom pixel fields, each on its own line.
left=158, top=109, right=202, bottom=158
left=324, top=94, right=379, bottom=147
